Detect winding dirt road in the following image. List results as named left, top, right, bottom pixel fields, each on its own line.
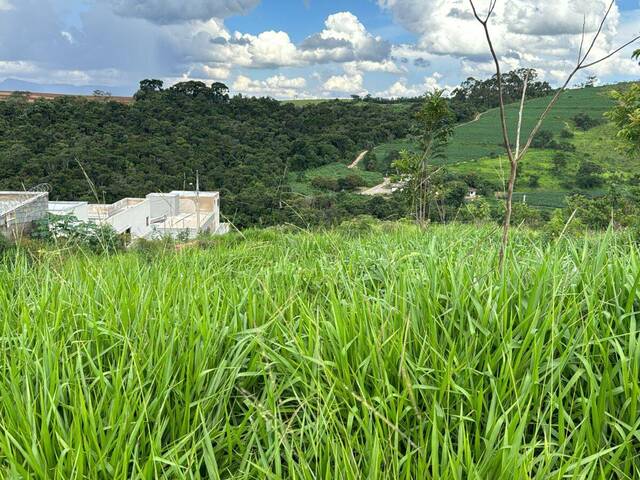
left=348, top=150, right=369, bottom=169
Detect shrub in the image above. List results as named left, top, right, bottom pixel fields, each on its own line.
left=338, top=174, right=366, bottom=191
left=531, top=129, right=555, bottom=149
left=560, top=128, right=575, bottom=139
left=572, top=113, right=603, bottom=131
left=311, top=176, right=340, bottom=191
left=575, top=161, right=604, bottom=189
left=31, top=214, right=123, bottom=253
left=552, top=152, right=569, bottom=171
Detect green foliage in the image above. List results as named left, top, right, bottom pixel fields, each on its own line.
left=575, top=160, right=604, bottom=189
left=2, top=225, right=640, bottom=477
left=310, top=176, right=340, bottom=191
left=0, top=81, right=414, bottom=229
left=530, top=129, right=555, bottom=148
left=448, top=68, right=552, bottom=121
left=31, top=214, right=123, bottom=252
left=607, top=82, right=640, bottom=152
left=0, top=234, right=12, bottom=255
left=552, top=152, right=569, bottom=172
left=337, top=174, right=365, bottom=191
left=394, top=90, right=454, bottom=223
left=572, top=112, right=603, bottom=131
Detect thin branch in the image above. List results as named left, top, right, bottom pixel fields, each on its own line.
left=469, top=0, right=514, bottom=162
left=579, top=0, right=614, bottom=65
left=577, top=16, right=586, bottom=64
left=580, top=35, right=640, bottom=69
left=515, top=73, right=529, bottom=160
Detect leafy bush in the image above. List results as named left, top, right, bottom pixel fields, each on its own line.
left=31, top=214, right=123, bottom=253
left=338, top=174, right=366, bottom=191
left=575, top=161, right=604, bottom=189
left=572, top=112, right=603, bottom=131
left=552, top=152, right=569, bottom=172
left=560, top=127, right=575, bottom=139
left=311, top=176, right=340, bottom=191
left=531, top=129, right=555, bottom=148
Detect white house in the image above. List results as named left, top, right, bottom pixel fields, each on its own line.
left=48, top=190, right=226, bottom=239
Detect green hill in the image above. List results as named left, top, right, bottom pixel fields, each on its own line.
left=374, top=83, right=638, bottom=209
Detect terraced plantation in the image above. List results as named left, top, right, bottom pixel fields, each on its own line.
left=374, top=84, right=638, bottom=209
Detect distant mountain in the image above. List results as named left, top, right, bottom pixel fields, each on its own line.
left=0, top=78, right=134, bottom=97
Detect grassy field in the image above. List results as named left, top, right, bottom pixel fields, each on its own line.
left=289, top=162, right=384, bottom=195
left=2, top=224, right=640, bottom=478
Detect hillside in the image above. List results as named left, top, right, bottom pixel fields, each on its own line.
left=2, top=223, right=640, bottom=478
left=373, top=83, right=638, bottom=208
left=0, top=89, right=415, bottom=228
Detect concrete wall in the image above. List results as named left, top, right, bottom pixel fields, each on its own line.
left=147, top=193, right=180, bottom=220
left=0, top=192, right=48, bottom=239
left=49, top=202, right=89, bottom=221
left=106, top=201, right=151, bottom=237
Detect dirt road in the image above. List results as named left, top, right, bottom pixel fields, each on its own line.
left=348, top=150, right=369, bottom=169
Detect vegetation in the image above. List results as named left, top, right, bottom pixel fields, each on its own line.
left=607, top=82, right=640, bottom=152
left=0, top=80, right=416, bottom=228
left=393, top=90, right=455, bottom=223
left=1, top=224, right=640, bottom=478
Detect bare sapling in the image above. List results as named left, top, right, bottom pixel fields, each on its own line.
left=468, top=0, right=640, bottom=268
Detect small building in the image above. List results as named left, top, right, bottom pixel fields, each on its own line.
left=0, top=191, right=48, bottom=239
left=465, top=188, right=478, bottom=201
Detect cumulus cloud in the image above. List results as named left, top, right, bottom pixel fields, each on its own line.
left=323, top=72, right=366, bottom=95
left=177, top=11, right=393, bottom=70
left=0, top=0, right=12, bottom=11
left=232, top=74, right=309, bottom=98
left=378, top=0, right=639, bottom=83
left=376, top=72, right=455, bottom=98
left=107, top=0, right=261, bottom=24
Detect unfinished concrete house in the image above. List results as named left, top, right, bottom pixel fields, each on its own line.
left=49, top=190, right=226, bottom=239
left=0, top=191, right=48, bottom=238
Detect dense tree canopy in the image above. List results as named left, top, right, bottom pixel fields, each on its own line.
left=448, top=68, right=553, bottom=121
left=0, top=80, right=416, bottom=227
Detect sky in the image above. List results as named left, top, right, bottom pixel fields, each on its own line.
left=0, top=0, right=639, bottom=98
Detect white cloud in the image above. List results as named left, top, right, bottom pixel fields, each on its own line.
left=378, top=0, right=639, bottom=83
left=376, top=73, right=455, bottom=98
left=232, top=74, right=308, bottom=98
left=323, top=73, right=366, bottom=95
left=0, top=0, right=13, bottom=11
left=107, top=0, right=261, bottom=24
left=60, top=31, right=75, bottom=44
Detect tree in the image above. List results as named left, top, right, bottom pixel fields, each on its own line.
left=135, top=79, right=164, bottom=100
left=210, top=82, right=230, bottom=102
left=552, top=152, right=569, bottom=172
left=469, top=0, right=640, bottom=267
left=607, top=82, right=640, bottom=152
left=393, top=90, right=454, bottom=224
left=572, top=113, right=603, bottom=131
left=575, top=161, right=603, bottom=189
left=169, top=81, right=209, bottom=97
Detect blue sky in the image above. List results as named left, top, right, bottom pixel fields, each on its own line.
left=0, top=0, right=638, bottom=98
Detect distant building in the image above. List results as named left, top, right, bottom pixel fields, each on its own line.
left=0, top=91, right=134, bottom=104
left=465, top=188, right=479, bottom=201
left=0, top=191, right=48, bottom=238
left=1, top=190, right=227, bottom=240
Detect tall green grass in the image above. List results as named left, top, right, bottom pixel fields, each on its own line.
left=1, top=224, right=640, bottom=478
